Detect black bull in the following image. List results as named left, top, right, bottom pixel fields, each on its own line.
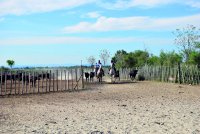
left=129, top=70, right=138, bottom=81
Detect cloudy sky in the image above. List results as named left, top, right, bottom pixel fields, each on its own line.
left=0, top=0, right=200, bottom=67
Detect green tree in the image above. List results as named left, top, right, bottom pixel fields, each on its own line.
left=132, top=50, right=149, bottom=67
left=112, top=50, right=127, bottom=69
left=159, top=50, right=182, bottom=66
left=6, top=59, right=15, bottom=69
left=173, top=25, right=200, bottom=61
left=147, top=55, right=160, bottom=65
left=187, top=51, right=200, bottom=65
left=124, top=52, right=137, bottom=68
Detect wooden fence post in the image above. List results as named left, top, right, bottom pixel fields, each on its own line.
left=57, top=70, right=58, bottom=91
left=22, top=72, right=24, bottom=94
left=5, top=73, right=7, bottom=95
left=53, top=72, right=55, bottom=92
left=49, top=70, right=51, bottom=92
left=45, top=71, right=47, bottom=92
left=64, top=70, right=66, bottom=90
left=81, top=66, right=84, bottom=89
left=60, top=70, right=62, bottom=91
left=68, top=71, right=69, bottom=90
left=178, top=63, right=182, bottom=84
left=0, top=70, right=2, bottom=96
left=10, top=71, right=13, bottom=95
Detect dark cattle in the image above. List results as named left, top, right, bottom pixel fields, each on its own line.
left=38, top=73, right=50, bottom=80
left=0, top=72, right=19, bottom=85
left=0, top=75, right=5, bottom=84
left=89, top=72, right=95, bottom=82
left=24, top=75, right=40, bottom=87
left=85, top=72, right=89, bottom=81
left=115, top=70, right=120, bottom=78
left=20, top=73, right=40, bottom=87
left=129, top=70, right=138, bottom=81
left=113, top=70, right=120, bottom=81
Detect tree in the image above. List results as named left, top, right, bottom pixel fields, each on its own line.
left=187, top=51, right=200, bottom=65
left=112, top=50, right=149, bottom=68
left=147, top=55, right=160, bottom=65
left=87, top=56, right=96, bottom=66
left=112, top=50, right=127, bottom=69
left=173, top=25, right=200, bottom=61
left=99, top=49, right=110, bottom=65
left=124, top=52, right=137, bottom=68
left=159, top=50, right=182, bottom=66
left=6, top=59, right=15, bottom=69
left=132, top=50, right=149, bottom=67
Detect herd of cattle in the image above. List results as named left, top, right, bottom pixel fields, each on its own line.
left=84, top=69, right=138, bottom=82
left=0, top=72, right=50, bottom=86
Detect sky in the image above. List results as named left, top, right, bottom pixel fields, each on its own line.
left=0, top=0, right=200, bottom=67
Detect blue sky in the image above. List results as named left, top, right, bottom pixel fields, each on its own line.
left=0, top=0, right=200, bottom=67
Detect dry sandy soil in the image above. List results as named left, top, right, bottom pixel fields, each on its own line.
left=0, top=81, right=200, bottom=134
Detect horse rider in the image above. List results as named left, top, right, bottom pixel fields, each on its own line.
left=110, top=60, right=116, bottom=75
left=95, top=62, right=99, bottom=76
left=96, top=60, right=104, bottom=76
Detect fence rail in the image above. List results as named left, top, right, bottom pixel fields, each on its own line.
left=0, top=68, right=83, bottom=96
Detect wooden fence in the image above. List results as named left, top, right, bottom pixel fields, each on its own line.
left=2, top=64, right=198, bottom=97
left=0, top=68, right=84, bottom=96
left=138, top=64, right=200, bottom=85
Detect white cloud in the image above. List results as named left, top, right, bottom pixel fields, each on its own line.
left=186, top=0, right=200, bottom=8
left=0, top=36, right=135, bottom=45
left=0, top=36, right=172, bottom=46
left=0, top=0, right=94, bottom=16
left=63, top=14, right=200, bottom=33
left=98, top=0, right=176, bottom=9
left=85, top=11, right=101, bottom=18
left=98, top=0, right=200, bottom=10
left=0, top=0, right=199, bottom=16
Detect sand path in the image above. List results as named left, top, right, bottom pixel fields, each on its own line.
left=0, top=81, right=200, bottom=134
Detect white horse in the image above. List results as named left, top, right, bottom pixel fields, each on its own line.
left=109, top=68, right=119, bottom=83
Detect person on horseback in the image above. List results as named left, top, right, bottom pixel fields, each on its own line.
left=95, top=62, right=99, bottom=76
left=110, top=60, right=116, bottom=75
left=96, top=60, right=104, bottom=76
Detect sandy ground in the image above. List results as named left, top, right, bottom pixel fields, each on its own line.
left=0, top=81, right=200, bottom=134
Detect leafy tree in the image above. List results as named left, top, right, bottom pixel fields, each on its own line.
left=112, top=50, right=127, bottom=69
left=173, top=25, right=200, bottom=61
left=159, top=50, right=182, bottom=66
left=6, top=59, right=15, bottom=69
left=99, top=49, right=110, bottom=65
left=132, top=50, right=149, bottom=67
left=147, top=55, right=160, bottom=65
left=87, top=56, right=96, bottom=66
left=124, top=52, right=137, bottom=68
left=187, top=51, right=200, bottom=65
